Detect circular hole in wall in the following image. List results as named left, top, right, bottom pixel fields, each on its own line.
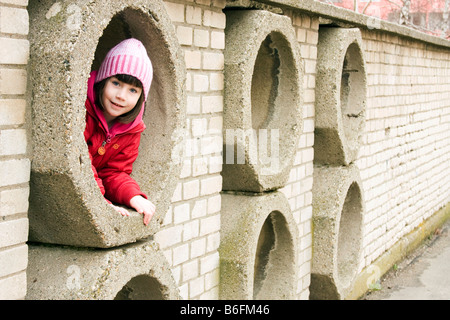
left=91, top=7, right=183, bottom=209
left=337, top=182, right=363, bottom=286
left=114, top=275, right=166, bottom=300
left=253, top=211, right=295, bottom=299
left=250, top=32, right=298, bottom=132
left=251, top=34, right=279, bottom=129
left=340, top=43, right=366, bottom=151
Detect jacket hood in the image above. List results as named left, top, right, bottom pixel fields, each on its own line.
left=86, top=70, right=145, bottom=137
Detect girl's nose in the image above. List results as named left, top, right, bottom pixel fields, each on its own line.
left=116, top=88, right=126, bottom=100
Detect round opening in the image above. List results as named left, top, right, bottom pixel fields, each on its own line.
left=340, top=43, right=366, bottom=148
left=251, top=35, right=279, bottom=129
left=250, top=32, right=299, bottom=132
left=253, top=211, right=295, bottom=299
left=114, top=275, right=166, bottom=300
left=91, top=7, right=184, bottom=208
left=337, top=182, right=363, bottom=286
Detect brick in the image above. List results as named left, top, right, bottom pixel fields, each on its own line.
left=0, top=0, right=28, bottom=6
left=208, top=116, right=223, bottom=134
left=192, top=199, right=207, bottom=218
left=182, top=219, right=199, bottom=241
left=0, top=244, right=27, bottom=278
left=0, top=271, right=26, bottom=300
left=200, top=175, right=222, bottom=196
left=172, top=243, right=189, bottom=266
left=185, top=50, right=201, bottom=69
left=203, top=10, right=226, bottom=29
left=0, top=69, right=27, bottom=95
left=182, top=259, right=199, bottom=281
left=201, top=95, right=223, bottom=113
left=177, top=26, right=193, bottom=45
left=0, top=187, right=29, bottom=216
left=193, top=156, right=208, bottom=176
left=193, top=74, right=209, bottom=92
left=199, top=214, right=220, bottom=236
left=190, top=237, right=206, bottom=258
left=154, top=225, right=183, bottom=248
left=191, top=118, right=207, bottom=137
left=210, top=31, right=225, bottom=49
left=200, top=252, right=219, bottom=274
left=189, top=276, right=205, bottom=297
left=202, top=52, right=224, bottom=70
left=0, top=159, right=30, bottom=187
left=194, top=29, right=209, bottom=48
left=0, top=7, right=29, bottom=35
left=163, top=2, right=185, bottom=23
left=0, top=38, right=29, bottom=65
left=0, top=99, right=26, bottom=126
left=209, top=72, right=223, bottom=91
left=0, top=129, right=27, bottom=156
left=186, top=6, right=202, bottom=25
left=0, top=218, right=28, bottom=247
left=174, top=202, right=190, bottom=222
left=186, top=95, right=201, bottom=114
left=183, top=179, right=200, bottom=200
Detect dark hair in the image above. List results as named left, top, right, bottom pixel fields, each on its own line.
left=94, top=74, right=145, bottom=124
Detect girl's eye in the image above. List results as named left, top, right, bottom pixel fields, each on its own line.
left=112, top=80, right=120, bottom=86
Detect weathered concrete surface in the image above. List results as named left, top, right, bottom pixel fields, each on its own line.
left=219, top=191, right=299, bottom=300
left=222, top=9, right=303, bottom=192
left=27, top=0, right=186, bottom=248
left=26, top=240, right=180, bottom=300
left=314, top=28, right=366, bottom=166
left=362, top=218, right=450, bottom=300
left=311, top=164, right=364, bottom=300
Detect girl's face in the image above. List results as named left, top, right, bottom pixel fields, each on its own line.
left=101, top=76, right=143, bottom=125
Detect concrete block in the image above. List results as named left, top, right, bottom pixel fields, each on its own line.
left=222, top=10, right=304, bottom=192
left=27, top=0, right=186, bottom=248
left=26, top=240, right=180, bottom=300
left=315, top=28, right=367, bottom=166
left=310, top=164, right=364, bottom=300
left=219, top=191, right=299, bottom=300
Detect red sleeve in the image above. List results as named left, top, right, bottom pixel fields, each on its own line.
left=97, top=134, right=147, bottom=207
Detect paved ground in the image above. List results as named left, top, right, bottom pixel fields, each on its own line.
left=362, top=218, right=450, bottom=300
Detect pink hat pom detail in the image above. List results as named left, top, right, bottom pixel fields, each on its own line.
left=95, top=38, right=153, bottom=101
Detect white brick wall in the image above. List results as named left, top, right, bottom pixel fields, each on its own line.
left=0, top=0, right=30, bottom=300
left=360, top=30, right=450, bottom=267
left=279, top=11, right=318, bottom=300
left=154, top=0, right=226, bottom=300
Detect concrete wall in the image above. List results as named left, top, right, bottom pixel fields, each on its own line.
left=0, top=0, right=449, bottom=300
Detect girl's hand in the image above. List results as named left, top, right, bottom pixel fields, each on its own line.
left=110, top=204, right=130, bottom=217
left=130, top=195, right=156, bottom=226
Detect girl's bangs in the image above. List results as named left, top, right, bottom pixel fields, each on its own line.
left=115, top=74, right=143, bottom=89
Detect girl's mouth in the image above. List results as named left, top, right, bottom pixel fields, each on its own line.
left=111, top=101, right=124, bottom=108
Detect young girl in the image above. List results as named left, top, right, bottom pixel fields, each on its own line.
left=84, top=38, right=155, bottom=226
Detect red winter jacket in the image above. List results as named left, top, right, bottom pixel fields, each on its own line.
left=84, top=71, right=148, bottom=207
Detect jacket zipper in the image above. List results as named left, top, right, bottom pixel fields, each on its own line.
left=97, top=134, right=112, bottom=156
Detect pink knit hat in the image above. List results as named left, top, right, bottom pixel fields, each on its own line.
left=95, top=38, right=153, bottom=101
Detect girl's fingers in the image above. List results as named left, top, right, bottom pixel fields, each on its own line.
left=111, top=204, right=130, bottom=216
